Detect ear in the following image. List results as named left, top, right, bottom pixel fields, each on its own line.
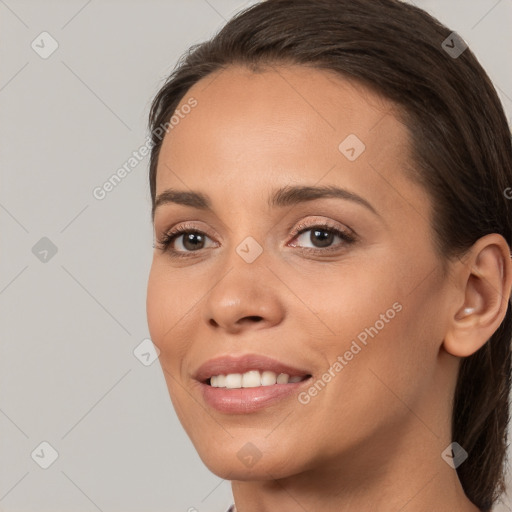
left=443, top=234, right=512, bottom=358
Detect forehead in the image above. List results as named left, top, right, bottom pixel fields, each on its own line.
left=162, top=65, right=406, bottom=150
left=155, top=65, right=425, bottom=219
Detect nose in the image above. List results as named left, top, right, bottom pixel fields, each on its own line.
left=202, top=266, right=286, bottom=335
left=209, top=313, right=264, bottom=329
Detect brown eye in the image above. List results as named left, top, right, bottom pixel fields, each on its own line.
left=155, top=225, right=216, bottom=257
left=290, top=223, right=356, bottom=251
left=302, top=228, right=336, bottom=248
left=178, top=232, right=207, bottom=251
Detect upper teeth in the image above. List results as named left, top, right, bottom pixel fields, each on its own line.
left=210, top=370, right=304, bottom=388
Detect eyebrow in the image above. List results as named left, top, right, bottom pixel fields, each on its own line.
left=153, top=184, right=379, bottom=219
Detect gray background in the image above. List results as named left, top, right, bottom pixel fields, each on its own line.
left=1, top=0, right=511, bottom=511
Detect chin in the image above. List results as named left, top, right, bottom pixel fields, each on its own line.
left=201, top=456, right=294, bottom=481
left=192, top=439, right=305, bottom=481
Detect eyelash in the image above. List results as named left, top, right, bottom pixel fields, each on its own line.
left=154, top=221, right=357, bottom=259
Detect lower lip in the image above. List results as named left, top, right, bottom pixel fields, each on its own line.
left=198, top=379, right=311, bottom=414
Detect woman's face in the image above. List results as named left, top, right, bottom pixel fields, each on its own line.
left=147, top=65, right=458, bottom=481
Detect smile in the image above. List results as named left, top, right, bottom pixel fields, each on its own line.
left=194, top=354, right=313, bottom=413
left=209, top=370, right=310, bottom=388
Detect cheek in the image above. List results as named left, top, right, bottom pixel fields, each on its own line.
left=146, top=262, right=188, bottom=365
left=146, top=260, right=208, bottom=390
left=146, top=265, right=167, bottom=344
left=146, top=261, right=193, bottom=343
left=294, top=256, right=439, bottom=407
left=146, top=266, right=191, bottom=408
left=287, top=257, right=401, bottom=341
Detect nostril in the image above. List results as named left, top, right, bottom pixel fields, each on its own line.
left=246, top=316, right=263, bottom=322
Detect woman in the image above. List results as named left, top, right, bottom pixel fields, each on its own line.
left=145, top=0, right=512, bottom=510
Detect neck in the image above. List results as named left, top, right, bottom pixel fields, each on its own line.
left=231, top=458, right=479, bottom=512
left=230, top=412, right=480, bottom=512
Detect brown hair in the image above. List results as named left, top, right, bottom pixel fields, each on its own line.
left=147, top=1, right=512, bottom=509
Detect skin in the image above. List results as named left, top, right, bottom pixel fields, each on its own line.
left=146, top=65, right=512, bottom=512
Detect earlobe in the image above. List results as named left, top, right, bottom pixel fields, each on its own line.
left=443, top=234, right=512, bottom=358
left=454, top=306, right=475, bottom=320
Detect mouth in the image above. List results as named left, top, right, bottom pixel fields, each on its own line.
left=193, top=354, right=314, bottom=413
left=204, top=370, right=312, bottom=388
left=194, top=353, right=313, bottom=387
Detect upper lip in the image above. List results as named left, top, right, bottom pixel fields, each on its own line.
left=194, top=354, right=312, bottom=382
